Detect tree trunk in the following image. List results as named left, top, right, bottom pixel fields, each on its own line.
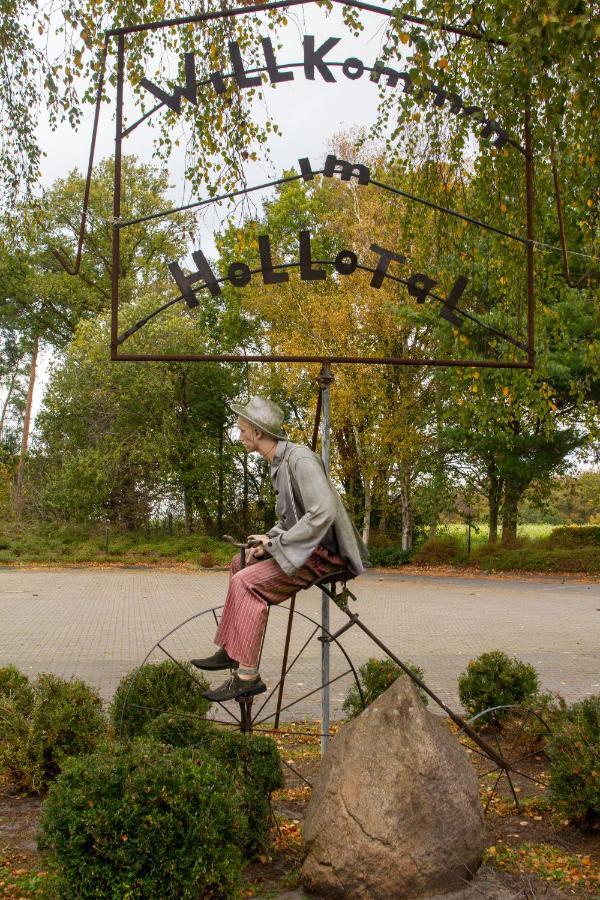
left=352, top=426, right=371, bottom=544
left=183, top=487, right=193, bottom=534
left=0, top=369, right=19, bottom=442
left=399, top=464, right=412, bottom=552
left=362, top=476, right=372, bottom=545
left=13, top=336, right=38, bottom=518
left=501, top=480, right=523, bottom=546
left=487, top=468, right=503, bottom=545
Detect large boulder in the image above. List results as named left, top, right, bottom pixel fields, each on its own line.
left=301, top=674, right=485, bottom=898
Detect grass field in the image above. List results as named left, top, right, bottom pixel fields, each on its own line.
left=445, top=522, right=555, bottom=548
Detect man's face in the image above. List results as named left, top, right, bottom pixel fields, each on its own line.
left=237, top=417, right=260, bottom=452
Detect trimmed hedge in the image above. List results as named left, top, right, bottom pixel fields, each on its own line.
left=549, top=695, right=600, bottom=830
left=413, top=535, right=465, bottom=565
left=472, top=545, right=600, bottom=574
left=368, top=546, right=411, bottom=567
left=38, top=740, right=246, bottom=899
left=0, top=670, right=107, bottom=792
left=147, top=715, right=284, bottom=857
left=343, top=657, right=428, bottom=719
left=109, top=660, right=210, bottom=739
left=458, top=650, right=540, bottom=723
left=549, top=525, right=600, bottom=547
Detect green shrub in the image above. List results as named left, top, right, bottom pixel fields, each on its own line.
left=0, top=673, right=107, bottom=792
left=549, top=525, right=600, bottom=547
left=0, top=665, right=33, bottom=712
left=147, top=715, right=284, bottom=857
left=343, top=657, right=428, bottom=719
left=413, top=534, right=464, bottom=565
left=472, top=545, right=600, bottom=574
left=548, top=695, right=600, bottom=830
left=38, top=740, right=246, bottom=899
left=110, top=660, right=211, bottom=739
left=368, top=546, right=411, bottom=567
left=458, top=650, right=540, bottom=723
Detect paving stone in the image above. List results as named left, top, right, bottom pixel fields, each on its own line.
left=0, top=568, right=598, bottom=723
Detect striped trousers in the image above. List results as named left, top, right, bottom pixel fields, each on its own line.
left=214, top=546, right=344, bottom=668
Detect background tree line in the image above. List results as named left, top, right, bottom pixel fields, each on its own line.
left=0, top=0, right=597, bottom=554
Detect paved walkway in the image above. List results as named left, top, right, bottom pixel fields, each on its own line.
left=1, top=568, right=598, bottom=721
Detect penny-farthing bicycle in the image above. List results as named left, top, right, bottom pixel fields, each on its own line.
left=120, top=536, right=553, bottom=806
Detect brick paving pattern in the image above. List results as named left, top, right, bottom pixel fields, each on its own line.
left=1, top=568, right=598, bottom=722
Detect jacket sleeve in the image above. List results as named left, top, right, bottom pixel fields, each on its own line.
left=266, top=453, right=336, bottom=575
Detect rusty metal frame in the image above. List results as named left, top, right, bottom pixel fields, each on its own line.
left=58, top=0, right=538, bottom=369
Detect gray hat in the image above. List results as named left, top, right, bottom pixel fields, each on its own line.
left=230, top=396, right=286, bottom=440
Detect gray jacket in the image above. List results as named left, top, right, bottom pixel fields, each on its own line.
left=266, top=440, right=370, bottom=578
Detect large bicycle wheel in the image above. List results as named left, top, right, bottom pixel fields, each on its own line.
left=457, top=704, right=553, bottom=812
left=119, top=601, right=365, bottom=740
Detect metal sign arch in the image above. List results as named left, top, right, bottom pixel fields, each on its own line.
left=63, top=0, right=537, bottom=370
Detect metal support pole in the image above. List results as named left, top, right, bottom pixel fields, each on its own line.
left=317, top=363, right=333, bottom=753
left=524, top=95, right=535, bottom=367
left=111, top=34, right=124, bottom=360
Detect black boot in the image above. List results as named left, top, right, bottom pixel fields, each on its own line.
left=191, top=647, right=238, bottom=671
left=202, top=673, right=266, bottom=702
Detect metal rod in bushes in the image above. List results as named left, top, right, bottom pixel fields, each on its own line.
left=321, top=586, right=511, bottom=771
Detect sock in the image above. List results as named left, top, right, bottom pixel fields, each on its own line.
left=238, top=666, right=259, bottom=680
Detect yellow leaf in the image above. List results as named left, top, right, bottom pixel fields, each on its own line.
left=502, top=386, right=510, bottom=396
left=499, top=202, right=508, bottom=214
left=582, top=856, right=591, bottom=866
left=399, top=32, right=410, bottom=44
left=438, top=57, right=449, bottom=69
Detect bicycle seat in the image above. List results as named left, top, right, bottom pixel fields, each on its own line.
left=304, top=568, right=353, bottom=590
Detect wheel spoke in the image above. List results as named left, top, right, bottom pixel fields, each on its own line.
left=252, top=625, right=319, bottom=721
left=459, top=741, right=493, bottom=763
left=505, top=766, right=549, bottom=787
left=506, top=708, right=530, bottom=757
left=253, top=669, right=351, bottom=727
left=281, top=757, right=313, bottom=788
left=479, top=764, right=502, bottom=779
left=505, top=768, right=521, bottom=812
left=484, top=770, right=504, bottom=813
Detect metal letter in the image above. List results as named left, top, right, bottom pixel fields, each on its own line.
left=342, top=57, right=364, bottom=80
left=370, top=61, right=413, bottom=94
left=169, top=248, right=221, bottom=306
left=480, top=119, right=509, bottom=149
left=323, top=154, right=370, bottom=185
left=439, top=275, right=468, bottom=327
left=461, top=104, right=486, bottom=123
left=407, top=273, right=438, bottom=303
left=369, top=244, right=407, bottom=288
left=299, top=230, right=326, bottom=281
left=299, top=157, right=315, bottom=180
left=335, top=250, right=358, bottom=275
left=140, top=53, right=197, bottom=114
left=209, top=71, right=227, bottom=95
left=262, top=37, right=294, bottom=83
left=424, top=80, right=447, bottom=108
left=228, top=262, right=251, bottom=287
left=303, top=35, right=340, bottom=82
left=259, top=234, right=289, bottom=284
left=228, top=40, right=261, bottom=88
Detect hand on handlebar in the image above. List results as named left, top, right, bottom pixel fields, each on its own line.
left=245, top=534, right=270, bottom=563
